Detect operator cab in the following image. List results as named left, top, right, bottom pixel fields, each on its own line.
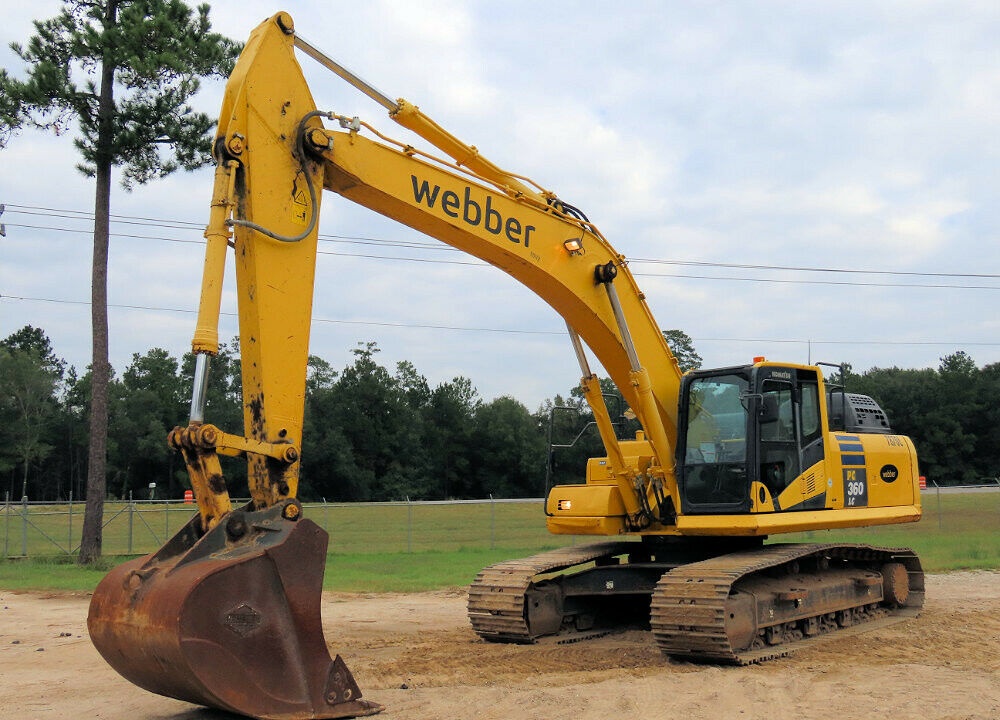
left=676, top=363, right=831, bottom=514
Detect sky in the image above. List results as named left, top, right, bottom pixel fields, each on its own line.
left=2, top=1, right=999, bottom=409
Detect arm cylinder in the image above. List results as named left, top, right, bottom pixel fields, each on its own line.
left=189, top=353, right=211, bottom=424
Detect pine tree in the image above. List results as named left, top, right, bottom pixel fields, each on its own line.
left=0, top=0, right=240, bottom=563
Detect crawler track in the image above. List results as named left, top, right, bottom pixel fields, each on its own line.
left=468, top=542, right=631, bottom=642
left=650, top=543, right=924, bottom=664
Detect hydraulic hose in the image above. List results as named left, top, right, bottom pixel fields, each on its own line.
left=227, top=110, right=334, bottom=243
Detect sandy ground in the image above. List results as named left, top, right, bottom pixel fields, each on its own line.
left=1, top=572, right=998, bottom=720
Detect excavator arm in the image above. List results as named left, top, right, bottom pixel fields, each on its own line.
left=86, top=16, right=366, bottom=720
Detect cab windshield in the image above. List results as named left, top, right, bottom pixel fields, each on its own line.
left=681, top=373, right=749, bottom=506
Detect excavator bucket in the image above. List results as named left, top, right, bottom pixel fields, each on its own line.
left=88, top=501, right=382, bottom=719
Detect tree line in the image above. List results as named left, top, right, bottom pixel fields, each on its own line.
left=2, top=327, right=552, bottom=503
left=844, top=351, right=1000, bottom=485
left=1, top=324, right=996, bottom=504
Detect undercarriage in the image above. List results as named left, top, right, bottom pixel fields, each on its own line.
left=468, top=540, right=923, bottom=664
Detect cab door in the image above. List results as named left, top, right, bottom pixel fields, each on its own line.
left=754, top=368, right=826, bottom=511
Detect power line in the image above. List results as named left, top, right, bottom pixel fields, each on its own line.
left=9, top=218, right=1000, bottom=289
left=6, top=204, right=451, bottom=250
left=9, top=207, right=203, bottom=230
left=693, top=336, right=1000, bottom=347
left=8, top=211, right=451, bottom=251
left=630, top=271, right=1000, bottom=291
left=6, top=222, right=205, bottom=245
left=4, top=222, right=492, bottom=265
left=0, top=294, right=560, bottom=336
left=6, top=203, right=999, bottom=288
left=629, top=256, right=1000, bottom=280
left=5, top=293, right=1000, bottom=348
left=5, top=204, right=207, bottom=229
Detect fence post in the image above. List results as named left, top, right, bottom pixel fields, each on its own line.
left=3, top=491, right=9, bottom=558
left=934, top=479, right=942, bottom=530
left=21, top=495, right=29, bottom=557
left=68, top=490, right=73, bottom=556
left=406, top=497, right=412, bottom=553
left=128, top=491, right=135, bottom=555
left=164, top=498, right=169, bottom=542
left=490, top=494, right=496, bottom=550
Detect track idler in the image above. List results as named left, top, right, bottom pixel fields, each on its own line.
left=88, top=500, right=381, bottom=719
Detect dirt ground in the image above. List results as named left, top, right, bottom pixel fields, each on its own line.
left=1, top=572, right=998, bottom=720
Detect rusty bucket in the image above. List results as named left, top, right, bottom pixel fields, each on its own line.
left=88, top=500, right=381, bottom=719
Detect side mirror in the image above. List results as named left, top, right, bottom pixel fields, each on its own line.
left=827, top=391, right=845, bottom=431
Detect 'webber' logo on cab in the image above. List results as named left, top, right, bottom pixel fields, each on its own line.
left=880, top=464, right=899, bottom=483
left=411, top=176, right=536, bottom=247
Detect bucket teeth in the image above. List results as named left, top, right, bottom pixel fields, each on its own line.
left=88, top=502, right=381, bottom=719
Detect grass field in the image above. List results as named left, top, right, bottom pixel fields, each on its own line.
left=1, top=492, right=997, bottom=593
left=0, top=499, right=563, bottom=557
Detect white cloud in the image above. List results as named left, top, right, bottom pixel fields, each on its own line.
left=2, top=1, right=999, bottom=408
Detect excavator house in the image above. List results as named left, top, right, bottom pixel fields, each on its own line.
left=88, top=12, right=924, bottom=720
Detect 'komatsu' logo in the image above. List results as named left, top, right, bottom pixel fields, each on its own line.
left=411, top=176, right=536, bottom=247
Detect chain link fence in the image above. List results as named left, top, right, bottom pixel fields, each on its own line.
left=1, top=492, right=559, bottom=559
left=5, top=480, right=998, bottom=559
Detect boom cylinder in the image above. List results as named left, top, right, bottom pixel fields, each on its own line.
left=191, top=160, right=238, bottom=355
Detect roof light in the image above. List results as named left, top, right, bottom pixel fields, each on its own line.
left=753, top=356, right=766, bottom=364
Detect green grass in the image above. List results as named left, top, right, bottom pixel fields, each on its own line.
left=0, top=554, right=119, bottom=592
left=0, top=499, right=563, bottom=557
left=0, top=546, right=569, bottom=594
left=322, top=546, right=568, bottom=593
left=1, top=493, right=997, bottom=593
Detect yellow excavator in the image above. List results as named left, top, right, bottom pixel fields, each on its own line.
left=88, top=12, right=924, bottom=720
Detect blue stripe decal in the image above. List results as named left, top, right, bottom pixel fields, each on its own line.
left=841, top=455, right=866, bottom=466
left=835, top=435, right=860, bottom=441
left=838, top=443, right=864, bottom=452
